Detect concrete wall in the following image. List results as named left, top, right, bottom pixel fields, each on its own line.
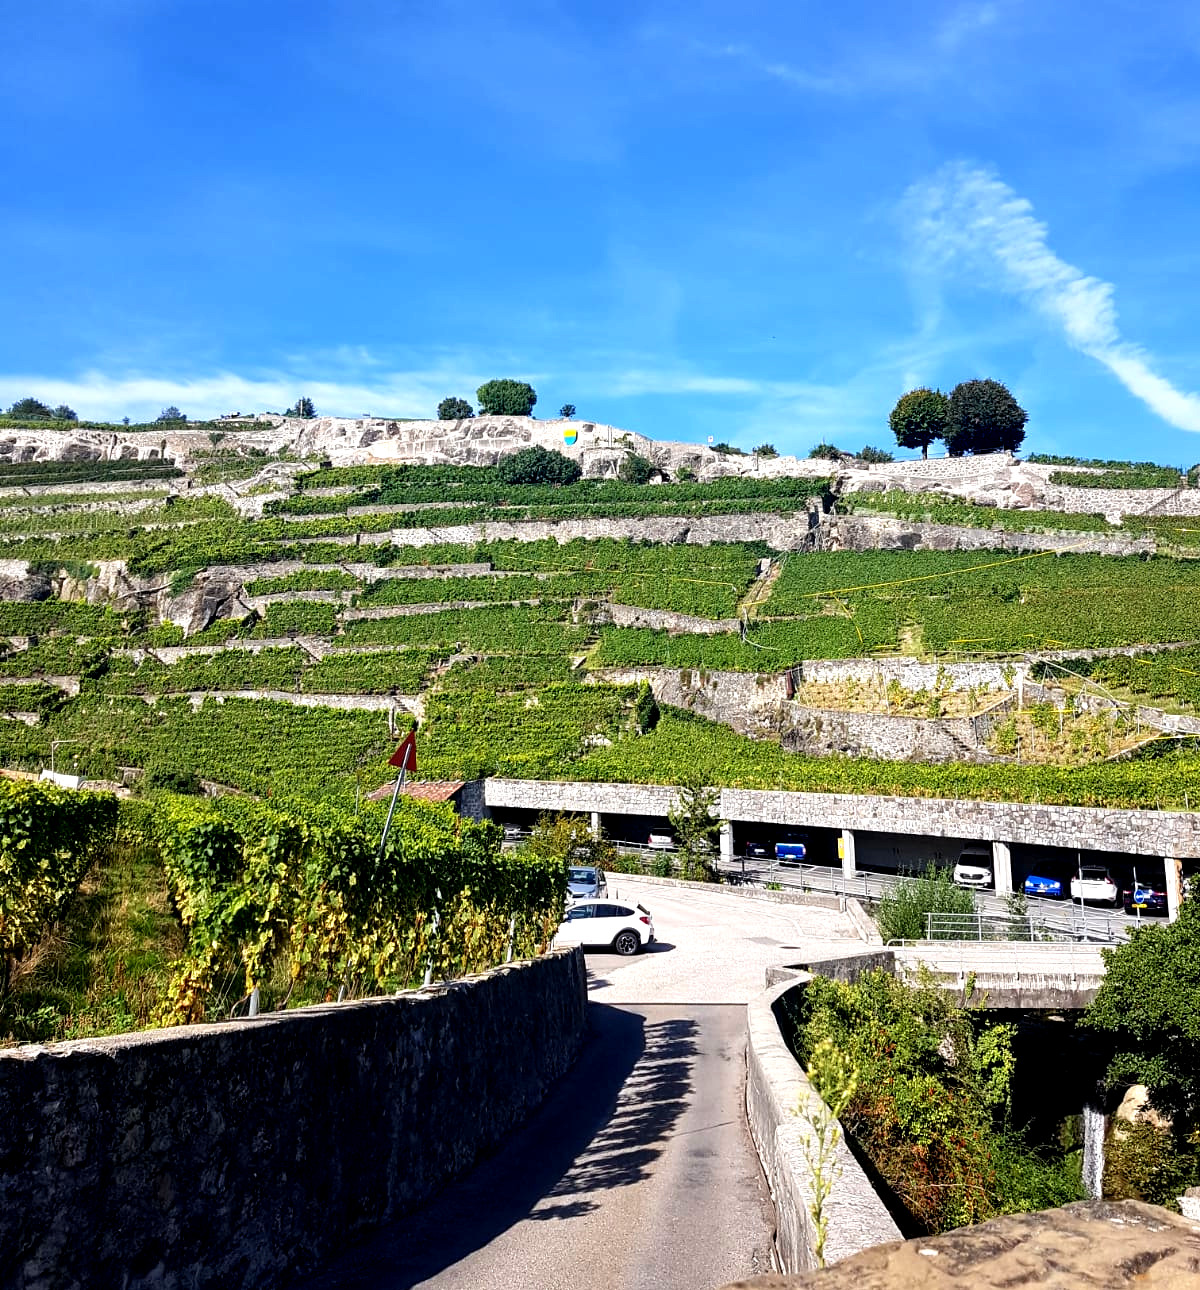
left=0, top=950, right=588, bottom=1290
left=745, top=977, right=902, bottom=1273
left=484, top=778, right=1200, bottom=859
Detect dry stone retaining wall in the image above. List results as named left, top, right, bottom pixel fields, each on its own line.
left=0, top=950, right=588, bottom=1290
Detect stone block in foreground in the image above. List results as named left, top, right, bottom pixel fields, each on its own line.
left=719, top=1200, right=1200, bottom=1289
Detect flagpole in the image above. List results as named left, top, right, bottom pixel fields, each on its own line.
left=378, top=737, right=413, bottom=859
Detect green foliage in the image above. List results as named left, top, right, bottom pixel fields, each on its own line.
left=0, top=457, right=181, bottom=487
left=245, top=569, right=360, bottom=595
left=437, top=396, right=474, bottom=419
left=712, top=442, right=745, bottom=455
left=945, top=380, right=1027, bottom=455
left=0, top=782, right=119, bottom=995
left=526, top=812, right=614, bottom=871
left=889, top=388, right=949, bottom=458
left=496, top=445, right=581, bottom=486
left=570, top=707, right=1200, bottom=810
left=875, top=867, right=976, bottom=942
left=667, top=774, right=719, bottom=880
left=476, top=379, right=537, bottom=417
left=792, top=971, right=1079, bottom=1232
left=559, top=404, right=576, bottom=418
left=156, top=406, right=186, bottom=423
left=1049, top=466, right=1183, bottom=489
left=634, top=680, right=660, bottom=732
left=152, top=794, right=564, bottom=1022
left=51, top=405, right=78, bottom=422
left=754, top=443, right=779, bottom=458
left=857, top=445, right=894, bottom=464
left=618, top=452, right=655, bottom=484
left=808, top=442, right=844, bottom=461
left=7, top=397, right=54, bottom=419
left=285, top=396, right=316, bottom=418
left=1103, top=1121, right=1200, bottom=1208
left=1083, top=890, right=1200, bottom=1134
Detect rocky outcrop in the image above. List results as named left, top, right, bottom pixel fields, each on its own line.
left=720, top=1200, right=1200, bottom=1289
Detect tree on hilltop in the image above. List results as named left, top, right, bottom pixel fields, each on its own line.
left=477, top=379, right=537, bottom=417
left=754, top=443, right=779, bottom=458
left=6, top=397, right=53, bottom=419
left=496, top=445, right=581, bottom=486
left=945, top=380, right=1027, bottom=456
left=286, top=396, right=316, bottom=418
left=889, top=387, right=949, bottom=459
left=156, top=406, right=186, bottom=423
left=437, top=397, right=474, bottom=420
left=52, top=405, right=78, bottom=421
left=559, top=404, right=576, bottom=419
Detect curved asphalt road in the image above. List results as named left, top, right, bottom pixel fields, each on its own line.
left=296, top=883, right=860, bottom=1290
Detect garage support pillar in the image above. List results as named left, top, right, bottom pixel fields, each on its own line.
left=992, top=841, right=1013, bottom=897
left=1166, top=857, right=1184, bottom=922
left=719, top=820, right=734, bottom=864
left=840, top=828, right=856, bottom=879
left=590, top=811, right=601, bottom=839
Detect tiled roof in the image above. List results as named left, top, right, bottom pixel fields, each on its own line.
left=366, top=779, right=466, bottom=804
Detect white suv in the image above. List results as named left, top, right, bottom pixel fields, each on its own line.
left=555, top=899, right=656, bottom=956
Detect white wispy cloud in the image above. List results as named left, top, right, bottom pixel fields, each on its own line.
left=0, top=368, right=487, bottom=424
left=904, top=162, right=1200, bottom=433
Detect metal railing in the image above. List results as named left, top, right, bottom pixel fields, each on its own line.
left=923, top=911, right=1126, bottom=944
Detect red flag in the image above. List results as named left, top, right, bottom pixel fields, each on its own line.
left=388, top=731, right=417, bottom=771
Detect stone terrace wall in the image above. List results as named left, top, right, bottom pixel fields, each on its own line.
left=0, top=950, right=587, bottom=1290
left=1048, top=485, right=1200, bottom=517
left=822, top=513, right=1155, bottom=556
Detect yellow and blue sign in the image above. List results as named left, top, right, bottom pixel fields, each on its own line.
left=563, top=426, right=578, bottom=446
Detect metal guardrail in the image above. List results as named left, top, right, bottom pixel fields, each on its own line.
left=923, top=911, right=1126, bottom=944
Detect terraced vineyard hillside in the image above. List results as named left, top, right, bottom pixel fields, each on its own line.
left=1, top=451, right=1200, bottom=810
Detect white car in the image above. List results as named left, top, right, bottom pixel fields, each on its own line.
left=1071, top=867, right=1120, bottom=906
left=555, top=899, right=656, bottom=956
left=953, top=848, right=993, bottom=889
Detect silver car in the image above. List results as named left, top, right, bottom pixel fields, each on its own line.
left=567, top=865, right=607, bottom=901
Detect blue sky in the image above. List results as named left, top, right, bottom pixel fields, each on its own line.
left=2, top=1, right=1200, bottom=463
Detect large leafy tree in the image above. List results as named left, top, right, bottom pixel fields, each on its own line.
left=156, top=406, right=186, bottom=423
left=1083, top=886, right=1200, bottom=1135
left=286, top=396, right=316, bottom=418
left=945, top=380, right=1027, bottom=456
left=496, top=445, right=581, bottom=486
left=51, top=405, right=78, bottom=421
left=476, top=379, right=537, bottom=417
left=6, top=397, right=53, bottom=419
left=889, top=388, right=949, bottom=459
left=436, top=397, right=474, bottom=420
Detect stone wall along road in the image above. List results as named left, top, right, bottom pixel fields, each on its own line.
left=0, top=951, right=587, bottom=1290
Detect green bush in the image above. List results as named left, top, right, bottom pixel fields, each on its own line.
left=875, top=866, right=976, bottom=942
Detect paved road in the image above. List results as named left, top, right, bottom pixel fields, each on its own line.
left=297, top=1004, right=774, bottom=1290
left=297, top=883, right=856, bottom=1289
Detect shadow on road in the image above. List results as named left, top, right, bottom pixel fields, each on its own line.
left=292, top=1004, right=697, bottom=1289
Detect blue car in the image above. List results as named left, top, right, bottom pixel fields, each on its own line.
left=1023, top=873, right=1064, bottom=899
left=775, top=837, right=808, bottom=866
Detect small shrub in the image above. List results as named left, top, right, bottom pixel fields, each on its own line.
left=808, top=443, right=843, bottom=461
left=857, top=445, right=894, bottom=464
left=876, top=866, right=975, bottom=942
